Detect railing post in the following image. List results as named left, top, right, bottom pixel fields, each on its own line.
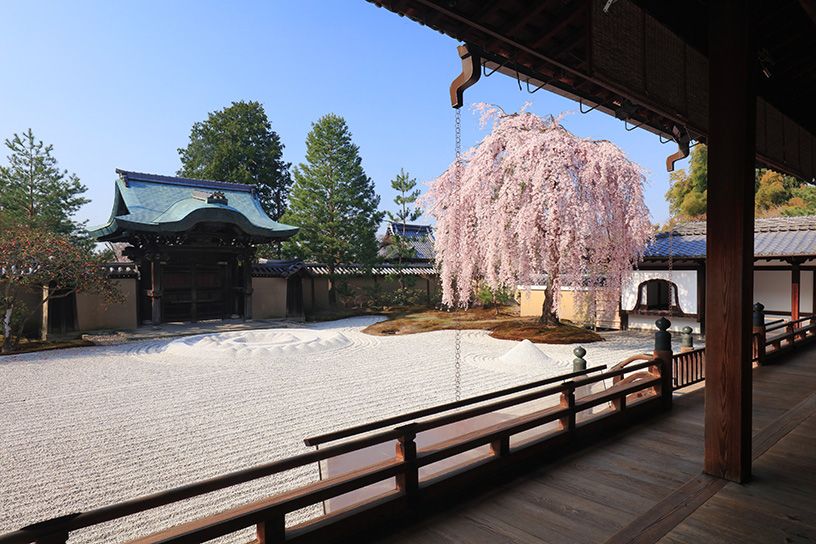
left=752, top=303, right=766, bottom=365
left=572, top=346, right=587, bottom=371
left=559, top=381, right=576, bottom=433
left=680, top=326, right=694, bottom=352
left=395, top=423, right=419, bottom=500
left=490, top=435, right=511, bottom=458
left=654, top=317, right=673, bottom=410
left=256, top=510, right=286, bottom=544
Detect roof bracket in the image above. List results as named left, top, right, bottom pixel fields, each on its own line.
left=450, top=43, right=481, bottom=109
left=526, top=70, right=561, bottom=94
left=482, top=57, right=508, bottom=78
left=579, top=98, right=604, bottom=114
left=624, top=119, right=644, bottom=132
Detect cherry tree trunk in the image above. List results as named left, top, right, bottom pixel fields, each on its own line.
left=539, top=276, right=559, bottom=325
left=3, top=307, right=13, bottom=353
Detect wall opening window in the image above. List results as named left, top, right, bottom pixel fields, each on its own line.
left=634, top=279, right=683, bottom=314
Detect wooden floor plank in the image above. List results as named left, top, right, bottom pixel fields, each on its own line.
left=602, top=475, right=726, bottom=544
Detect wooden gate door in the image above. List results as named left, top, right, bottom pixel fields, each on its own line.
left=286, top=276, right=304, bottom=317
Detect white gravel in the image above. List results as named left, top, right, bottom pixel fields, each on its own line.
left=0, top=317, right=669, bottom=543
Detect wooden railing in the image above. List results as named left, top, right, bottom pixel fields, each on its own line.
left=303, top=364, right=607, bottom=447
left=761, top=314, right=816, bottom=360
left=672, top=347, right=705, bottom=390
left=0, top=356, right=672, bottom=544
left=670, top=305, right=816, bottom=391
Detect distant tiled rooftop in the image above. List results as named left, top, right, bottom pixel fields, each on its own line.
left=379, top=222, right=435, bottom=262
left=253, top=260, right=437, bottom=278
left=645, top=215, right=816, bottom=259
left=673, top=215, right=816, bottom=236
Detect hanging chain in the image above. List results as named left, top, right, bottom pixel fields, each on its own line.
left=668, top=222, right=674, bottom=278
left=454, top=108, right=463, bottom=402
left=667, top=184, right=675, bottom=315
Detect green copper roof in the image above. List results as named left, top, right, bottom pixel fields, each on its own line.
left=89, top=170, right=298, bottom=242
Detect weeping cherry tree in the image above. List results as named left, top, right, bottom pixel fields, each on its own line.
left=424, top=105, right=653, bottom=324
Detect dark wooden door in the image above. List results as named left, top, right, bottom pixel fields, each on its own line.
left=195, top=265, right=225, bottom=321
left=162, top=265, right=194, bottom=322
left=48, top=291, right=76, bottom=335
left=287, top=276, right=304, bottom=317
left=162, top=264, right=227, bottom=322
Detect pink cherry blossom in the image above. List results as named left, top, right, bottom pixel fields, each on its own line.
left=422, top=105, right=653, bottom=319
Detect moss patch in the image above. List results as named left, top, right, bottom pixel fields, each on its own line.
left=0, top=337, right=93, bottom=355
left=489, top=321, right=603, bottom=344
left=362, top=307, right=603, bottom=344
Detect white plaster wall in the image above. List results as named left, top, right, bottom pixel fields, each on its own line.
left=802, top=270, right=813, bottom=314
left=627, top=315, right=701, bottom=334
left=621, top=270, right=697, bottom=314
left=754, top=270, right=791, bottom=313
left=753, top=269, right=814, bottom=314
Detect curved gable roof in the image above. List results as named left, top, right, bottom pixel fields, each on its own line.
left=90, top=170, right=298, bottom=242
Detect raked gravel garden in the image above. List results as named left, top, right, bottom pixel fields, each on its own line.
left=0, top=316, right=679, bottom=543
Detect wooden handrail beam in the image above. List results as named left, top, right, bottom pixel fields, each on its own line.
left=609, top=353, right=654, bottom=372
left=417, top=405, right=569, bottom=466
left=574, top=360, right=657, bottom=387
left=304, top=365, right=606, bottom=446
left=413, top=382, right=568, bottom=433
left=575, top=377, right=661, bottom=412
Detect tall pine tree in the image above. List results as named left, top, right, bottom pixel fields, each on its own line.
left=387, top=169, right=422, bottom=229
left=283, top=114, right=383, bottom=305
left=384, top=169, right=423, bottom=290
left=0, top=129, right=89, bottom=240
left=178, top=101, right=292, bottom=220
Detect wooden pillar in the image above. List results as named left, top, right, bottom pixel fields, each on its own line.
left=150, top=257, right=162, bottom=326
left=190, top=264, right=198, bottom=323
left=812, top=270, right=816, bottom=317
left=704, top=0, right=757, bottom=483
left=310, top=276, right=316, bottom=314
left=697, top=262, right=706, bottom=334
left=40, top=285, right=50, bottom=341
left=243, top=252, right=253, bottom=321
left=790, top=261, right=801, bottom=321
left=224, top=259, right=234, bottom=318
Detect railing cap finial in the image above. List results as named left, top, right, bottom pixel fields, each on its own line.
left=753, top=302, right=765, bottom=312
left=573, top=346, right=586, bottom=358
left=681, top=326, right=692, bottom=334
left=655, top=317, right=671, bottom=331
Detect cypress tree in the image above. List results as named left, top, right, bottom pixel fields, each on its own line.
left=178, top=101, right=292, bottom=221
left=283, top=114, right=383, bottom=305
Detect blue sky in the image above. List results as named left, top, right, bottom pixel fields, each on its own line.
left=0, top=0, right=685, bottom=228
